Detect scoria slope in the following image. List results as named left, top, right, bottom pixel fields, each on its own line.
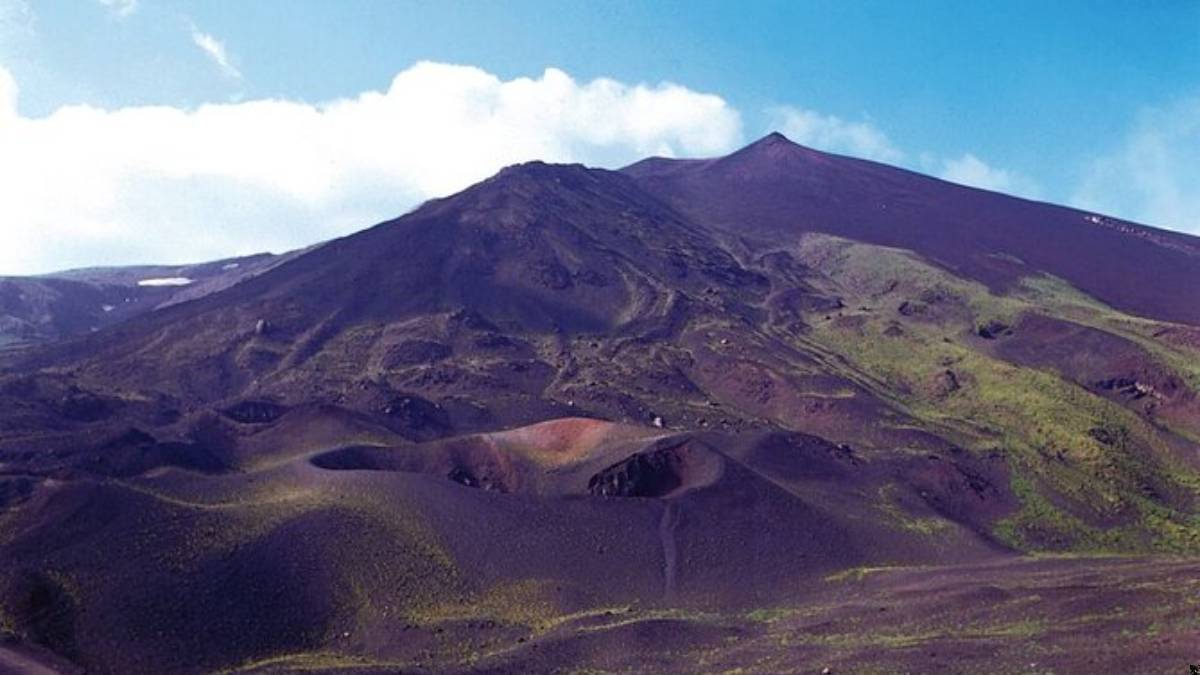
left=1, top=134, right=1199, bottom=673
left=0, top=252, right=297, bottom=349
left=625, top=132, right=1200, bottom=326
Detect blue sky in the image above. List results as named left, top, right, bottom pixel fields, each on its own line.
left=0, top=0, right=1197, bottom=273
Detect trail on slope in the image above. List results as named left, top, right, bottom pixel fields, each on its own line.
left=659, top=501, right=679, bottom=601
left=0, top=646, right=72, bottom=675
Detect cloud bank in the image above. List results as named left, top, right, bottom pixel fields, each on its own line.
left=1074, top=97, right=1200, bottom=235
left=0, top=61, right=742, bottom=274
left=0, top=50, right=1186, bottom=277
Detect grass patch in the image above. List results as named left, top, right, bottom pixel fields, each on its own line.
left=876, top=484, right=953, bottom=536
left=823, top=565, right=913, bottom=583
left=792, top=233, right=1200, bottom=554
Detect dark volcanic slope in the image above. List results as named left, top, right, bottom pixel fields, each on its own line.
left=0, top=252, right=299, bottom=348
left=23, top=160, right=786, bottom=425
left=624, top=132, right=1200, bottom=326
left=1, top=134, right=1199, bottom=674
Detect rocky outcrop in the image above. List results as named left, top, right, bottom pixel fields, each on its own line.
left=977, top=320, right=1012, bottom=339
left=381, top=394, right=452, bottom=440
left=1095, top=377, right=1159, bottom=401
left=589, top=447, right=685, bottom=498
left=588, top=442, right=721, bottom=498
left=221, top=400, right=287, bottom=424
left=930, top=370, right=961, bottom=398
left=381, top=340, right=452, bottom=368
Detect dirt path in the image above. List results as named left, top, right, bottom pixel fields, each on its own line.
left=0, top=645, right=68, bottom=675
left=658, top=501, right=678, bottom=600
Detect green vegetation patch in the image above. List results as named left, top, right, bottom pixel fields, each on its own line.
left=791, top=233, right=1200, bottom=554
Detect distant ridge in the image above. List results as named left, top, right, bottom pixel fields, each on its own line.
left=625, top=132, right=1200, bottom=325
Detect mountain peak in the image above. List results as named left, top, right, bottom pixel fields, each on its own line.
left=725, top=131, right=819, bottom=166
left=757, top=131, right=795, bottom=146
left=490, top=159, right=596, bottom=185
left=688, top=130, right=827, bottom=178
left=743, top=131, right=808, bottom=153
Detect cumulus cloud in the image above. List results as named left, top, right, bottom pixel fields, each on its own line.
left=936, top=153, right=1041, bottom=198
left=190, top=25, right=241, bottom=80
left=97, top=0, right=137, bottom=18
left=766, top=105, right=1036, bottom=200
left=767, top=105, right=903, bottom=163
left=0, top=61, right=743, bottom=274
left=1073, top=97, right=1200, bottom=234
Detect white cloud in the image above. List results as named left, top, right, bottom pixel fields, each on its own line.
left=766, top=104, right=1037, bottom=200
left=767, top=105, right=903, bottom=163
left=0, top=61, right=743, bottom=274
left=936, top=153, right=1040, bottom=198
left=97, top=0, right=137, bottom=18
left=190, top=25, right=241, bottom=80
left=1073, top=97, right=1200, bottom=234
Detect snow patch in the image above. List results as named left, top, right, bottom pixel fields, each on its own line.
left=101, top=304, right=115, bottom=313
left=222, top=262, right=240, bottom=270
left=137, top=277, right=193, bottom=287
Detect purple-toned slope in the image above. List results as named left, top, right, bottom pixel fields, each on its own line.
left=624, top=133, right=1200, bottom=326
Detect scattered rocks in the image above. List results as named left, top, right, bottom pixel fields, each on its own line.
left=382, top=340, right=452, bottom=368
left=977, top=320, right=1012, bottom=339
left=1089, top=425, right=1130, bottom=447
left=930, top=370, right=961, bottom=398
left=58, top=388, right=112, bottom=422
left=532, top=259, right=573, bottom=290
left=447, top=466, right=475, bottom=487
left=575, top=268, right=610, bottom=287
left=0, top=475, right=37, bottom=509
left=221, top=399, right=286, bottom=424
left=448, top=308, right=499, bottom=332
left=382, top=394, right=452, bottom=439
left=799, top=295, right=844, bottom=312
left=473, top=333, right=525, bottom=351
left=589, top=448, right=682, bottom=498
left=588, top=441, right=721, bottom=498
left=1095, top=377, right=1157, bottom=400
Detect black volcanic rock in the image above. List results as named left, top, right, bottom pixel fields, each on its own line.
left=382, top=394, right=452, bottom=439
left=221, top=400, right=287, bottom=424
left=977, top=320, right=1012, bottom=339
left=589, top=447, right=686, bottom=498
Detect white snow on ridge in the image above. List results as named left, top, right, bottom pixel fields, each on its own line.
left=222, top=262, right=240, bottom=270
left=137, top=277, right=194, bottom=287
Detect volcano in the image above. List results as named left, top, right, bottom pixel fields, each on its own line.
left=1, top=133, right=1199, bottom=674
